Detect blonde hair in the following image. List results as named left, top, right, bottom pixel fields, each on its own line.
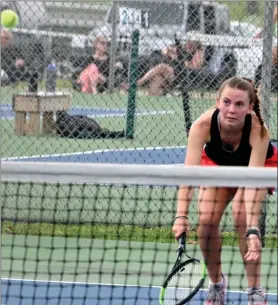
left=93, top=36, right=108, bottom=48
left=186, top=40, right=203, bottom=51
left=217, top=76, right=267, bottom=138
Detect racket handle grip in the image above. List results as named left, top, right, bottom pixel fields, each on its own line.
left=178, top=232, right=186, bottom=251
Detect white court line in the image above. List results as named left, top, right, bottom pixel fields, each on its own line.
left=1, top=109, right=174, bottom=120
left=1, top=278, right=277, bottom=296
left=1, top=104, right=173, bottom=113
left=2, top=111, right=174, bottom=120
left=1, top=145, right=186, bottom=161
left=86, top=110, right=174, bottom=118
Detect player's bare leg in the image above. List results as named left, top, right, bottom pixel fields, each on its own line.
left=233, top=188, right=269, bottom=305
left=198, top=187, right=231, bottom=305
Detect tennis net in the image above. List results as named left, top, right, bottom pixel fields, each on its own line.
left=1, top=162, right=277, bottom=305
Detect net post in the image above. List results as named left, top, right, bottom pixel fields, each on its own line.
left=126, top=29, right=140, bottom=139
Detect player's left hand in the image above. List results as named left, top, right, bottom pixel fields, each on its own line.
left=244, top=234, right=262, bottom=261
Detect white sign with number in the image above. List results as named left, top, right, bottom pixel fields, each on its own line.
left=119, top=7, right=149, bottom=28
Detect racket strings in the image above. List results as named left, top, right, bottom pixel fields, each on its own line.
left=164, top=262, right=203, bottom=304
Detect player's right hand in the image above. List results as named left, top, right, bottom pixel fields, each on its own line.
left=172, top=217, right=190, bottom=239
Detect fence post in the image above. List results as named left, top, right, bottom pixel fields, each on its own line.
left=125, top=29, right=140, bottom=139
left=108, top=1, right=118, bottom=93
left=261, top=0, right=275, bottom=128
left=182, top=89, right=192, bottom=137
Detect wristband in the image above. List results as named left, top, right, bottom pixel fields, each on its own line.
left=245, top=227, right=261, bottom=238
left=174, top=216, right=188, bottom=221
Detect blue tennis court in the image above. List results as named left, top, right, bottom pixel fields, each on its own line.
left=6, top=140, right=278, bottom=165
left=2, top=279, right=277, bottom=305
left=8, top=147, right=187, bottom=164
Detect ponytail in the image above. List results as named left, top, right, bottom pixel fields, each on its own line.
left=253, top=87, right=267, bottom=138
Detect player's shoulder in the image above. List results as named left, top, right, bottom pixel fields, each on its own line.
left=189, top=108, right=215, bottom=141
left=193, top=108, right=215, bottom=129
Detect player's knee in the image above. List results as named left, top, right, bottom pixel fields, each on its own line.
left=197, top=214, right=220, bottom=235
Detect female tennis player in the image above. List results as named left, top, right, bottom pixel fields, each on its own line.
left=172, top=76, right=277, bottom=305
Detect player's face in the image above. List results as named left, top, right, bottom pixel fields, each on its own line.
left=217, top=86, right=252, bottom=128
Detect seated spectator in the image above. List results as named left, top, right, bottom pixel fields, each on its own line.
left=127, top=40, right=204, bottom=96
left=177, top=44, right=237, bottom=91
left=1, top=29, right=26, bottom=84
left=173, top=40, right=205, bottom=89
left=77, top=36, right=123, bottom=94
left=1, top=29, right=44, bottom=86
left=140, top=44, right=180, bottom=96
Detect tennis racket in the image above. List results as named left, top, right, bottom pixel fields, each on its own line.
left=159, top=233, right=207, bottom=305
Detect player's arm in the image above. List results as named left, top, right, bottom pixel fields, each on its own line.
left=175, top=116, right=210, bottom=218
left=245, top=122, right=270, bottom=228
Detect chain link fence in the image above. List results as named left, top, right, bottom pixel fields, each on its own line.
left=1, top=0, right=277, bottom=237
